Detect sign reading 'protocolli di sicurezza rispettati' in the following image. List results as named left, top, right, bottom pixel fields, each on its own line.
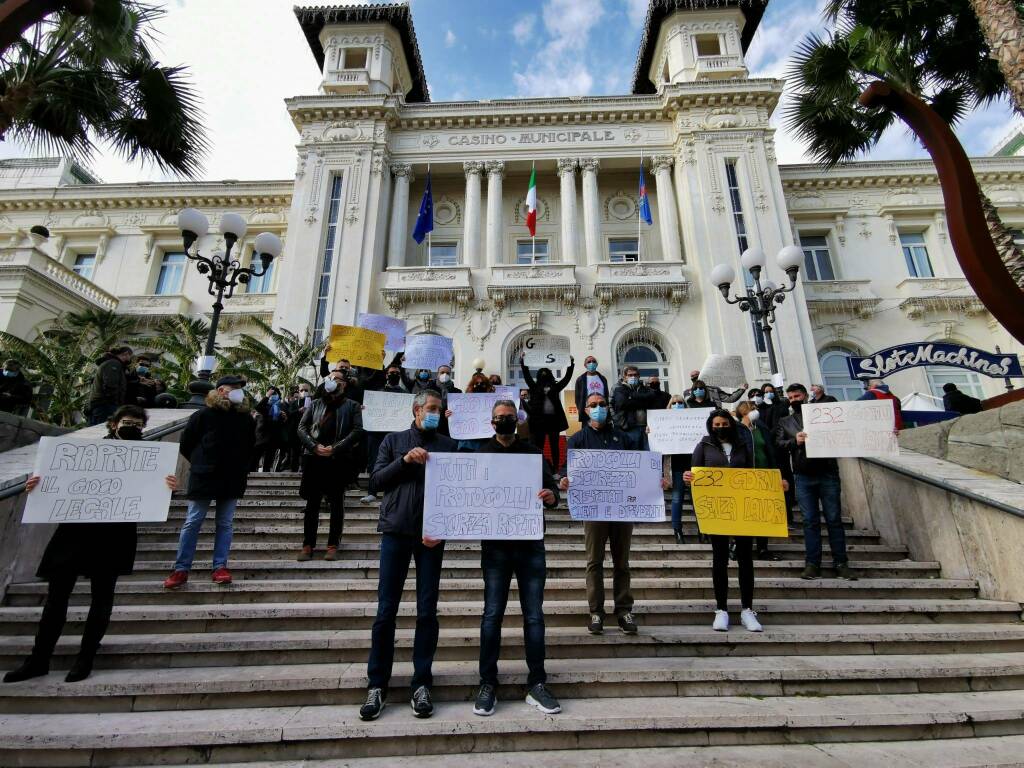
left=847, top=342, right=1024, bottom=380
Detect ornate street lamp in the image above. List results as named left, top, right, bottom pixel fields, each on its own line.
left=176, top=208, right=283, bottom=406
left=710, top=246, right=804, bottom=376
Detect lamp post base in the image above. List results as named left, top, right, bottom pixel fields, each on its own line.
left=185, top=376, right=215, bottom=408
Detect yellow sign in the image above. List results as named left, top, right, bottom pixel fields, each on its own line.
left=690, top=467, right=790, bottom=538
left=326, top=325, right=386, bottom=368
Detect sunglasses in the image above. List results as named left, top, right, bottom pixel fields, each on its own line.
left=588, top=401, right=608, bottom=408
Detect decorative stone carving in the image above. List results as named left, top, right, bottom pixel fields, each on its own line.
left=370, top=149, right=390, bottom=175
left=433, top=196, right=461, bottom=226
left=391, top=162, right=414, bottom=180
left=556, top=158, right=577, bottom=176
left=624, top=128, right=642, bottom=143
left=321, top=121, right=364, bottom=142
left=604, top=190, right=638, bottom=222
left=650, top=155, right=674, bottom=173
left=463, top=160, right=484, bottom=177
left=835, top=215, right=846, bottom=247
left=528, top=310, right=541, bottom=331
left=579, top=157, right=600, bottom=173
left=485, top=160, right=505, bottom=179
left=513, top=196, right=551, bottom=224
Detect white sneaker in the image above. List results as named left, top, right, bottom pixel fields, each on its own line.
left=740, top=608, right=763, bottom=632
left=360, top=494, right=376, bottom=504
left=712, top=610, right=729, bottom=632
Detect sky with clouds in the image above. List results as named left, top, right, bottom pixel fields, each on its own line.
left=2, top=0, right=1020, bottom=183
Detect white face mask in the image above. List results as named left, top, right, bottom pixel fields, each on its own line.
left=227, top=388, right=245, bottom=405
left=438, top=373, right=450, bottom=384
left=324, top=378, right=339, bottom=393
left=748, top=409, right=760, bottom=423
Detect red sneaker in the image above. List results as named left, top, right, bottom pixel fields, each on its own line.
left=211, top=567, right=233, bottom=585
left=163, top=570, right=188, bottom=590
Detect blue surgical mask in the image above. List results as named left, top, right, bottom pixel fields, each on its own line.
left=589, top=405, right=608, bottom=423
left=136, top=366, right=149, bottom=376
left=693, top=388, right=706, bottom=398
left=421, top=411, right=441, bottom=430
left=586, top=362, right=598, bottom=372
left=672, top=403, right=685, bottom=410
left=2, top=370, right=16, bottom=378
left=764, top=392, right=774, bottom=403
left=418, top=371, right=430, bottom=381
left=269, top=394, right=280, bottom=402
left=627, top=377, right=638, bottom=387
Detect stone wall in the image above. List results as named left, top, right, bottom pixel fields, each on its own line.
left=0, top=411, right=69, bottom=453
left=898, top=401, right=1024, bottom=485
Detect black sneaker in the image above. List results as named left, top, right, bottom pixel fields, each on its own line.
left=359, top=687, right=386, bottom=721
left=473, top=683, right=497, bottom=716
left=835, top=563, right=859, bottom=581
left=2, top=657, right=48, bottom=684
left=617, top=612, right=638, bottom=634
left=526, top=683, right=561, bottom=714
left=801, top=564, right=821, bottom=580
left=588, top=613, right=604, bottom=634
left=410, top=684, right=434, bottom=718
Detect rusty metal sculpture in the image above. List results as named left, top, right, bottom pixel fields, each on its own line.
left=860, top=81, right=1024, bottom=345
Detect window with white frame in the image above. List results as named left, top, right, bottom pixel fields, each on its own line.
left=818, top=347, right=866, bottom=401
left=724, top=159, right=766, bottom=353
left=516, top=239, right=550, bottom=264
left=609, top=237, right=639, bottom=263
left=154, top=251, right=186, bottom=295
left=615, top=330, right=671, bottom=381
left=313, top=175, right=344, bottom=344
left=71, top=253, right=96, bottom=281
left=428, top=241, right=459, bottom=267
left=927, top=365, right=985, bottom=400
left=900, top=232, right=934, bottom=278
left=246, top=253, right=275, bottom=294
left=799, top=235, right=836, bottom=281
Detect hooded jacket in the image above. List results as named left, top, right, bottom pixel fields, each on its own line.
left=89, top=353, right=127, bottom=409
left=179, top=390, right=257, bottom=500
left=691, top=412, right=752, bottom=469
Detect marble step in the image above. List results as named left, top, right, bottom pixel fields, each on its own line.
left=3, top=652, right=1024, bottom=714
left=4, top=690, right=1024, bottom=764
left=0, top=599, right=1018, bottom=636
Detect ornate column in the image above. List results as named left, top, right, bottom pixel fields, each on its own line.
left=386, top=163, right=413, bottom=269
left=557, top=158, right=579, bottom=264
left=651, top=155, right=682, bottom=263
left=580, top=157, right=601, bottom=266
left=463, top=161, right=484, bottom=268
left=485, top=160, right=505, bottom=267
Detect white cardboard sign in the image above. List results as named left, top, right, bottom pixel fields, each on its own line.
left=446, top=392, right=508, bottom=440
left=646, top=408, right=714, bottom=455
left=357, top=313, right=406, bottom=352
left=566, top=449, right=666, bottom=522
left=699, top=354, right=746, bottom=389
left=403, top=334, right=454, bottom=371
left=22, top=437, right=178, bottom=524
left=804, top=399, right=899, bottom=458
left=424, top=452, right=544, bottom=540
left=523, top=335, right=571, bottom=368
left=362, top=390, right=415, bottom=433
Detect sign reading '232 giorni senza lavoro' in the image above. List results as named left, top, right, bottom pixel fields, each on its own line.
left=847, top=343, right=1023, bottom=380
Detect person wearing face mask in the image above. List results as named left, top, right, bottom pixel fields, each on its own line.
left=317, top=358, right=367, bottom=404
left=87, top=345, right=133, bottom=426
left=683, top=369, right=747, bottom=405
left=661, top=395, right=691, bottom=544
left=253, top=386, right=289, bottom=473
left=758, top=384, right=790, bottom=432
left=574, top=356, right=609, bottom=426
left=465, top=372, right=494, bottom=394
left=360, top=390, right=459, bottom=722
left=4, top=405, right=178, bottom=685
left=163, top=376, right=255, bottom=590
left=747, top=387, right=763, bottom=406
left=775, top=384, right=857, bottom=581
left=734, top=401, right=788, bottom=561
left=403, top=367, right=438, bottom=396
left=434, top=365, right=462, bottom=438
left=0, top=358, right=33, bottom=415
left=683, top=409, right=765, bottom=633
left=612, top=365, right=657, bottom=448
left=471, top=400, right=561, bottom=717
left=285, top=385, right=313, bottom=472
left=520, top=354, right=576, bottom=477
left=648, top=377, right=672, bottom=410
left=297, top=372, right=364, bottom=561
left=125, top=355, right=162, bottom=408
left=684, top=379, right=717, bottom=409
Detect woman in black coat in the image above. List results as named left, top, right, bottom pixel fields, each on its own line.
left=4, top=405, right=177, bottom=684
left=520, top=355, right=575, bottom=476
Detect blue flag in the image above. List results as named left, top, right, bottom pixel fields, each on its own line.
left=638, top=163, right=653, bottom=226
left=412, top=171, right=433, bottom=244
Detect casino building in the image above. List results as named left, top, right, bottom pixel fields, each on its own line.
left=1, top=0, right=1022, bottom=402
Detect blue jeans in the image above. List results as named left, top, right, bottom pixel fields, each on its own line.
left=367, top=533, right=445, bottom=691
left=670, top=454, right=691, bottom=529
left=622, top=426, right=648, bottom=450
left=479, top=540, right=546, bottom=688
left=794, top=471, right=848, bottom=567
left=172, top=498, right=237, bottom=571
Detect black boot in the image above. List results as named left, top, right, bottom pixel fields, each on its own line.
left=65, top=651, right=95, bottom=683
left=673, top=528, right=685, bottom=545
left=3, top=656, right=49, bottom=684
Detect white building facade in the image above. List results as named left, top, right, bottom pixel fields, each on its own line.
left=0, top=0, right=1021, bottom=401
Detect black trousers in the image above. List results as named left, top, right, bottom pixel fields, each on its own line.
left=710, top=536, right=754, bottom=611
left=301, top=456, right=346, bottom=548
left=32, top=571, right=118, bottom=661
left=531, top=429, right=561, bottom=473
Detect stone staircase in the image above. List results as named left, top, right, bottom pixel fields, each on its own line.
left=0, top=471, right=1023, bottom=766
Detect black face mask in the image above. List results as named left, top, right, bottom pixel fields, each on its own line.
left=116, top=425, right=144, bottom=441
left=711, top=426, right=733, bottom=442
left=650, top=382, right=661, bottom=391
left=387, top=373, right=401, bottom=385
left=493, top=417, right=517, bottom=435
left=472, top=383, right=490, bottom=393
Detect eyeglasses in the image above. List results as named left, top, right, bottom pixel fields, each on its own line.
left=589, top=401, right=607, bottom=408
left=119, top=420, right=145, bottom=428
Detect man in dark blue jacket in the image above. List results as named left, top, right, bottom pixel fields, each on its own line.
left=360, top=389, right=458, bottom=722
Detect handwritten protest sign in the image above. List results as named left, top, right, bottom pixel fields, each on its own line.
left=23, top=437, right=178, bottom=524
left=492, top=385, right=520, bottom=407
left=424, top=453, right=543, bottom=540
left=362, top=390, right=415, bottom=433
left=690, top=467, right=789, bottom=538
left=699, top=354, right=746, bottom=389
left=646, top=408, right=713, bottom=455
left=327, top=325, right=386, bottom=368
left=357, top=313, right=406, bottom=352
left=566, top=449, right=665, bottom=522
left=403, top=334, right=454, bottom=371
left=523, top=335, right=571, bottom=368
left=446, top=392, right=507, bottom=440
left=805, top=399, right=898, bottom=458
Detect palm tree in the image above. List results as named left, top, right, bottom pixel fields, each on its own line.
left=786, top=0, right=1024, bottom=288
left=65, top=308, right=134, bottom=360
left=145, top=314, right=210, bottom=401
left=969, top=0, right=1024, bottom=115
left=222, top=319, right=326, bottom=393
left=0, top=0, right=208, bottom=177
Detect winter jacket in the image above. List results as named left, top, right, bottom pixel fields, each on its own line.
left=179, top=398, right=256, bottom=500
left=522, top=360, right=575, bottom=433
left=737, top=422, right=781, bottom=470
left=774, top=408, right=838, bottom=477
left=255, top=397, right=290, bottom=445
left=691, top=432, right=753, bottom=470
left=566, top=422, right=640, bottom=451
left=88, top=353, right=127, bottom=409
left=858, top=386, right=904, bottom=430
left=611, top=382, right=658, bottom=430
left=758, top=398, right=791, bottom=433
left=298, top=396, right=364, bottom=457
left=0, top=371, right=32, bottom=413
left=574, top=370, right=610, bottom=424
left=810, top=394, right=839, bottom=404
left=369, top=425, right=459, bottom=537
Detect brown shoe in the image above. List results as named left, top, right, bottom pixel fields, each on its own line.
left=297, top=546, right=313, bottom=562
left=324, top=545, right=338, bottom=561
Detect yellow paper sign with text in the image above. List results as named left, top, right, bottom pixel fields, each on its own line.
left=691, top=467, right=790, bottom=538
left=326, top=325, right=386, bottom=368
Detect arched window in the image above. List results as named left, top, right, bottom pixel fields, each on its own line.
left=926, top=366, right=985, bottom=400
left=505, top=333, right=568, bottom=393
left=615, top=329, right=670, bottom=381
left=818, top=347, right=865, bottom=401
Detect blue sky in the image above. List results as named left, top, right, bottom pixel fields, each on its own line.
left=2, top=0, right=1019, bottom=182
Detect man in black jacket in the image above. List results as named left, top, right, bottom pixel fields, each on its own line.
left=942, top=383, right=983, bottom=415
left=611, top=365, right=656, bottom=448
left=360, top=390, right=458, bottom=722
left=87, top=346, right=132, bottom=426
left=574, top=355, right=610, bottom=425
left=472, top=400, right=561, bottom=718
left=0, top=359, right=32, bottom=414
left=809, top=384, right=838, bottom=404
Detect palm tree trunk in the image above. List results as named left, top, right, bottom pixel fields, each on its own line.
left=970, top=0, right=1024, bottom=115
left=980, top=191, right=1024, bottom=288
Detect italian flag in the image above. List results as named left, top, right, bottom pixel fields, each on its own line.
left=525, top=166, right=537, bottom=236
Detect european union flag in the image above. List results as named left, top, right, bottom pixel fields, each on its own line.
left=412, top=171, right=433, bottom=244
left=638, top=163, right=653, bottom=226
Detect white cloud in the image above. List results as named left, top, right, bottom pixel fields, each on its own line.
left=511, top=14, right=536, bottom=45
left=512, top=0, right=604, bottom=97
left=444, top=28, right=457, bottom=48
left=622, top=0, right=648, bottom=28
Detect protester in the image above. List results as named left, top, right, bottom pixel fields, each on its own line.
left=253, top=386, right=288, bottom=473
left=472, top=399, right=562, bottom=717
left=942, top=382, right=983, bottom=415
left=4, top=405, right=177, bottom=684
left=648, top=376, right=672, bottom=410
left=87, top=346, right=132, bottom=426
left=360, top=390, right=459, bottom=721
left=465, top=372, right=494, bottom=394
left=516, top=388, right=531, bottom=440
left=318, top=357, right=366, bottom=403
left=520, top=355, right=575, bottom=476
left=858, top=379, right=904, bottom=430
left=612, top=365, right=656, bottom=447
left=758, top=383, right=790, bottom=432
left=665, top=395, right=690, bottom=544
left=776, top=384, right=857, bottom=581
left=574, top=355, right=610, bottom=425
left=125, top=355, right=165, bottom=408
left=163, top=376, right=255, bottom=589
left=285, top=384, right=313, bottom=472
left=684, top=379, right=717, bottom=409
left=277, top=388, right=302, bottom=471
left=360, top=362, right=409, bottom=504
left=747, top=387, right=763, bottom=403
left=684, top=369, right=746, bottom=404
left=683, top=409, right=764, bottom=632
left=435, top=364, right=461, bottom=398
left=809, top=384, right=837, bottom=404
left=0, top=359, right=32, bottom=414
left=297, top=371, right=364, bottom=561
left=735, top=400, right=787, bottom=561
left=488, top=374, right=503, bottom=388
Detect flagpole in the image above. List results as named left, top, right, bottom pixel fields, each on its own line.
left=426, top=163, right=431, bottom=265
left=638, top=150, right=643, bottom=262
left=531, top=161, right=536, bottom=264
